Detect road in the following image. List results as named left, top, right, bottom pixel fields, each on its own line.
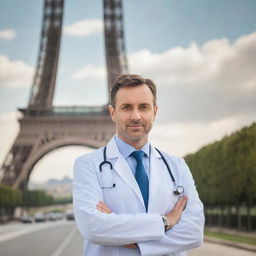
left=0, top=221, right=254, bottom=256
left=0, top=220, right=83, bottom=256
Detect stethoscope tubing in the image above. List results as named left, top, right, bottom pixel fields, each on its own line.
left=99, top=146, right=184, bottom=195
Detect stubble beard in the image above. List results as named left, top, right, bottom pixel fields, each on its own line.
left=117, top=121, right=153, bottom=147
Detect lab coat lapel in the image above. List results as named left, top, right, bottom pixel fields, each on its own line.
left=148, top=147, right=164, bottom=213
left=106, top=137, right=145, bottom=208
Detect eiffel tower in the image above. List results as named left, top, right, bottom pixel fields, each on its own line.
left=0, top=0, right=128, bottom=189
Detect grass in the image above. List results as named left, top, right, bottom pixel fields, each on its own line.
left=205, top=230, right=256, bottom=246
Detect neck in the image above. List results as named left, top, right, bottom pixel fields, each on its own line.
left=117, top=134, right=148, bottom=150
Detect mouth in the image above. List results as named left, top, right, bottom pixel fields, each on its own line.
left=128, top=124, right=142, bottom=128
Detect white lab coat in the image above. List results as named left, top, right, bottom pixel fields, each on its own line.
left=73, top=136, right=204, bottom=256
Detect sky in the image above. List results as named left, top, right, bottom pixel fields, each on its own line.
left=0, top=0, right=255, bottom=183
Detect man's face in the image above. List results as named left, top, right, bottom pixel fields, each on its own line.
left=109, top=84, right=158, bottom=144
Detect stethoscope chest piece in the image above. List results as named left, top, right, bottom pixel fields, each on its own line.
left=155, top=148, right=185, bottom=197
left=174, top=185, right=184, bottom=195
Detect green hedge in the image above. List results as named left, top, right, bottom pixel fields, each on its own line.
left=0, top=185, right=72, bottom=221
left=185, top=122, right=256, bottom=230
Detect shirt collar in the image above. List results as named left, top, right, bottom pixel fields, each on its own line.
left=114, top=135, right=150, bottom=159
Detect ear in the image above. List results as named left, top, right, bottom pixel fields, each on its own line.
left=108, top=105, right=116, bottom=122
left=153, top=105, right=158, bottom=121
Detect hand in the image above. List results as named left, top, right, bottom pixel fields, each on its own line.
left=166, top=196, right=188, bottom=230
left=96, top=201, right=138, bottom=249
left=123, top=243, right=138, bottom=249
left=97, top=201, right=112, bottom=213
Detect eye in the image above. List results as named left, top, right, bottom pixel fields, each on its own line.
left=140, top=105, right=150, bottom=110
left=121, top=105, right=130, bottom=110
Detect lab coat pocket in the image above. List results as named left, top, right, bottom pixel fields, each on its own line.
left=165, top=190, right=179, bottom=214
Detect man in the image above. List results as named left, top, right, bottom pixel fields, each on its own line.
left=73, top=74, right=204, bottom=256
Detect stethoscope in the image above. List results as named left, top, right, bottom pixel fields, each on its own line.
left=99, top=146, right=184, bottom=196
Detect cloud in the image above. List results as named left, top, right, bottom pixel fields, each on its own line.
left=128, top=32, right=256, bottom=123
left=0, top=29, right=16, bottom=40
left=69, top=32, right=256, bottom=125
left=0, top=55, right=34, bottom=88
left=71, top=64, right=106, bottom=80
left=64, top=19, right=103, bottom=37
left=150, top=115, right=255, bottom=157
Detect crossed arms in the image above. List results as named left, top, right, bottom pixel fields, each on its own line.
left=97, top=196, right=188, bottom=249
left=73, top=155, right=204, bottom=255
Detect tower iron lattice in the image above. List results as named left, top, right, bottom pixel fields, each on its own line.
left=0, top=0, right=128, bottom=189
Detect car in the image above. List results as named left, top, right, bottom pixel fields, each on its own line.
left=66, top=210, right=75, bottom=221
left=20, top=215, right=33, bottom=223
left=55, top=212, right=64, bottom=220
left=46, top=212, right=64, bottom=221
left=46, top=212, right=57, bottom=221
left=34, top=212, right=46, bottom=222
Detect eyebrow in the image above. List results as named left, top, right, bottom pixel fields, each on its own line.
left=120, top=102, right=151, bottom=106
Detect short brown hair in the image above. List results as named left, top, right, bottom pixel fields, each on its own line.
left=110, top=74, right=157, bottom=107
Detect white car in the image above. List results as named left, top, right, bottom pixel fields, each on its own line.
left=20, top=215, right=33, bottom=223
left=34, top=212, right=46, bottom=222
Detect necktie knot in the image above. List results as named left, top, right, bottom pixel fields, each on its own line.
left=131, top=150, right=144, bottom=162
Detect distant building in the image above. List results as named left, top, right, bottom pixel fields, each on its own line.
left=29, top=176, right=72, bottom=199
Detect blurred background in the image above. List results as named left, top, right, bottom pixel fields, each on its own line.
left=0, top=0, right=255, bottom=255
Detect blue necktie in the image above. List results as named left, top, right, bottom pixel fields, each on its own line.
left=131, top=150, right=149, bottom=211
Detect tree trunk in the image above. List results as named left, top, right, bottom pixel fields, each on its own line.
left=247, top=205, right=252, bottom=231
left=227, top=206, right=231, bottom=228
left=218, top=206, right=224, bottom=230
left=236, top=205, right=242, bottom=231
left=208, top=207, right=212, bottom=226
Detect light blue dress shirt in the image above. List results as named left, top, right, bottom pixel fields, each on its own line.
left=114, top=135, right=150, bottom=178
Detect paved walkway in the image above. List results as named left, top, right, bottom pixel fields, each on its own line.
left=188, top=241, right=256, bottom=256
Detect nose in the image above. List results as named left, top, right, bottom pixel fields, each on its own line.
left=130, top=108, right=141, bottom=121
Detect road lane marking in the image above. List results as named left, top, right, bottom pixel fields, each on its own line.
left=0, top=221, right=73, bottom=243
left=51, top=226, right=77, bottom=256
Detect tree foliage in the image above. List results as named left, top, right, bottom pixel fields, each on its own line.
left=185, top=122, right=256, bottom=230
left=0, top=185, right=72, bottom=221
